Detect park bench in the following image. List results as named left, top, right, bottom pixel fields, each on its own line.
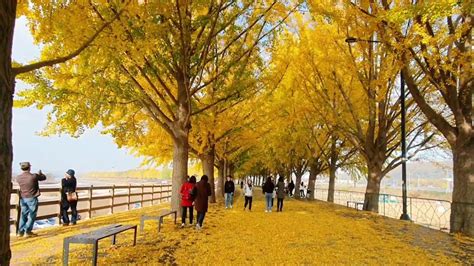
left=140, top=209, right=177, bottom=233
left=347, top=201, right=364, bottom=211
left=63, top=224, right=137, bottom=266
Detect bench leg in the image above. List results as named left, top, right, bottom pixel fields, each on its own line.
left=158, top=217, right=163, bottom=232
left=112, top=234, right=116, bottom=245
left=174, top=212, right=177, bottom=224
left=92, top=241, right=99, bottom=266
left=63, top=241, right=69, bottom=266
left=133, top=227, right=137, bottom=246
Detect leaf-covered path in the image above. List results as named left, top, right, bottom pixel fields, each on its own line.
left=11, top=193, right=473, bottom=265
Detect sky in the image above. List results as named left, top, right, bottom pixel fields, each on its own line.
left=12, top=17, right=142, bottom=175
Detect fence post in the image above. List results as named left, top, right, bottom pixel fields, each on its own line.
left=160, top=185, right=163, bottom=203
left=111, top=185, right=115, bottom=214
left=15, top=190, right=21, bottom=234
left=88, top=185, right=93, bottom=219
left=383, top=194, right=386, bottom=216
left=152, top=185, right=155, bottom=205
left=409, top=197, right=412, bottom=218
left=127, top=184, right=131, bottom=210
left=58, top=188, right=62, bottom=225
left=141, top=184, right=144, bottom=207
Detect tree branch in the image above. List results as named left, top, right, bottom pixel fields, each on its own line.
left=13, top=7, right=125, bottom=75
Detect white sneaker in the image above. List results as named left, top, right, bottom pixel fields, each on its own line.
left=196, top=224, right=201, bottom=230
left=230, top=205, right=233, bottom=208
left=265, top=210, right=268, bottom=213
left=269, top=210, right=272, bottom=213
left=181, top=223, right=185, bottom=228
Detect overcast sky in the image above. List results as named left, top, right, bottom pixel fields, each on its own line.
left=12, top=17, right=142, bottom=175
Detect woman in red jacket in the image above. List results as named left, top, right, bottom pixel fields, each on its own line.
left=180, top=175, right=197, bottom=227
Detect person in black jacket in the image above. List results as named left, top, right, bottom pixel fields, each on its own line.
left=288, top=180, right=295, bottom=197
left=262, top=177, right=275, bottom=212
left=61, top=169, right=78, bottom=225
left=224, top=175, right=235, bottom=209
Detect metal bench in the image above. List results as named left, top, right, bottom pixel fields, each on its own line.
left=347, top=200, right=364, bottom=211
left=63, top=224, right=137, bottom=266
left=140, top=209, right=177, bottom=233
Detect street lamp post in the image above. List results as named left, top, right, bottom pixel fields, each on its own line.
left=345, top=37, right=410, bottom=221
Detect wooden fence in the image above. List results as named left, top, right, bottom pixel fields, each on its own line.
left=9, top=184, right=172, bottom=233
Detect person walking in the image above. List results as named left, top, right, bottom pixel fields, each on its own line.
left=194, top=175, right=212, bottom=230
left=243, top=179, right=253, bottom=211
left=240, top=180, right=244, bottom=189
left=16, top=162, right=47, bottom=237
left=180, top=175, right=197, bottom=227
left=288, top=179, right=295, bottom=197
left=61, top=169, right=78, bottom=226
left=299, top=182, right=305, bottom=198
left=262, top=177, right=275, bottom=212
left=276, top=176, right=285, bottom=212
left=224, top=175, right=235, bottom=209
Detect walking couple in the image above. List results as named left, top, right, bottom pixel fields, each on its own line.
left=180, top=175, right=212, bottom=230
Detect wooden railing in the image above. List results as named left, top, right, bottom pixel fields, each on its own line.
left=9, top=184, right=172, bottom=233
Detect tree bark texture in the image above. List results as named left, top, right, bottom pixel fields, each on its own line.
left=200, top=146, right=216, bottom=203
left=363, top=162, right=382, bottom=212
left=0, top=1, right=16, bottom=265
left=450, top=138, right=474, bottom=236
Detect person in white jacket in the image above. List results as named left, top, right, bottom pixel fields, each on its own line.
left=243, top=179, right=253, bottom=211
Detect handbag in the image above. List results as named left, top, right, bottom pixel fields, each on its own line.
left=66, top=191, right=78, bottom=202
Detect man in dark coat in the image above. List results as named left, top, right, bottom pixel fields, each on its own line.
left=194, top=175, right=212, bottom=229
left=224, top=175, right=235, bottom=209
left=288, top=179, right=295, bottom=197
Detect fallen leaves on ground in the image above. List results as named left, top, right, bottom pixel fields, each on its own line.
left=11, top=193, right=473, bottom=265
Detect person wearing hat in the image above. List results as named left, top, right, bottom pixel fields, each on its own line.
left=15, top=162, right=47, bottom=237
left=61, top=169, right=78, bottom=225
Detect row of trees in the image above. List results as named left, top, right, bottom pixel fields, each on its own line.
left=1, top=0, right=472, bottom=264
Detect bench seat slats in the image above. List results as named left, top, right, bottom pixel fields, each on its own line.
left=66, top=225, right=135, bottom=243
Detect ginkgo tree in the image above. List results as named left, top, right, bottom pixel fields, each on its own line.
left=282, top=4, right=441, bottom=212
left=350, top=0, right=473, bottom=236
left=1, top=1, right=126, bottom=263
left=17, top=1, right=300, bottom=213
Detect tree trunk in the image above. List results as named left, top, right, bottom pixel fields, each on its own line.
left=327, top=136, right=338, bottom=202
left=363, top=163, right=382, bottom=212
left=200, top=146, right=216, bottom=203
left=450, top=138, right=474, bottom=236
left=217, top=159, right=225, bottom=197
left=0, top=1, right=16, bottom=264
left=327, top=165, right=336, bottom=203
left=308, top=168, right=317, bottom=200
left=294, top=172, right=303, bottom=199
left=171, top=130, right=189, bottom=213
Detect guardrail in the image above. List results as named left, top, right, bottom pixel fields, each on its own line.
left=9, top=184, right=172, bottom=233
left=312, top=188, right=451, bottom=232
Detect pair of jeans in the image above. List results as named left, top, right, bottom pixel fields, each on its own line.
left=225, top=192, right=234, bottom=208
left=244, top=196, right=252, bottom=210
left=61, top=199, right=78, bottom=224
left=196, top=211, right=206, bottom=226
left=182, top=206, right=194, bottom=224
left=300, top=190, right=305, bottom=198
left=265, top=193, right=273, bottom=211
left=19, top=197, right=38, bottom=233
left=277, top=198, right=284, bottom=211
